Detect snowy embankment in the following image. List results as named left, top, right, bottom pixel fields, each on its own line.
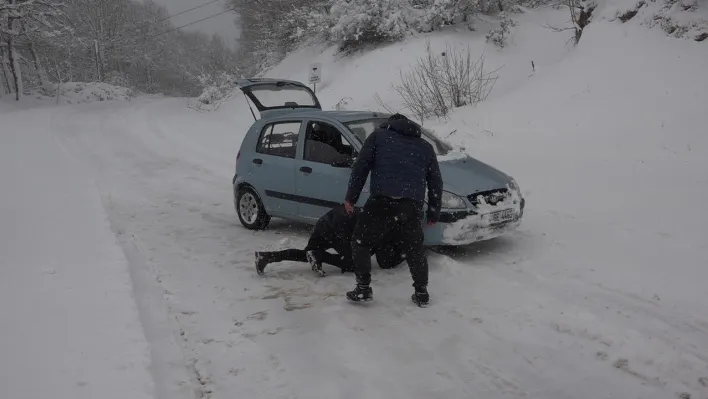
left=0, top=82, right=137, bottom=114
left=1, top=4, right=707, bottom=399
left=0, top=109, right=156, bottom=399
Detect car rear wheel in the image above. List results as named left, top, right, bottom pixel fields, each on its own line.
left=236, top=186, right=270, bottom=230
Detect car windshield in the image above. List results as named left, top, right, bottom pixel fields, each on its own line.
left=344, top=118, right=452, bottom=155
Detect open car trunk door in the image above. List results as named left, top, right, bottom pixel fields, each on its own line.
left=235, top=78, right=321, bottom=119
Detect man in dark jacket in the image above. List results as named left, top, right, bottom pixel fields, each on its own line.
left=255, top=204, right=404, bottom=276
left=344, top=113, right=443, bottom=307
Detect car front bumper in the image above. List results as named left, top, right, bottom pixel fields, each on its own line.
left=423, top=214, right=523, bottom=246
left=423, top=197, right=525, bottom=246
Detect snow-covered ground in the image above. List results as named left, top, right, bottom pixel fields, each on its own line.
left=0, top=108, right=155, bottom=399
left=2, top=5, right=708, bottom=399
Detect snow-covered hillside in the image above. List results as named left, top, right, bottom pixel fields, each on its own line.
left=1, top=5, right=707, bottom=399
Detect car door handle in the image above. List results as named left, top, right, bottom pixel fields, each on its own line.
left=253, top=158, right=263, bottom=165
left=299, top=166, right=312, bottom=174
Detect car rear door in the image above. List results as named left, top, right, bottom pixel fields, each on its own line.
left=235, top=78, right=321, bottom=119
left=295, top=119, right=360, bottom=221
left=250, top=120, right=304, bottom=217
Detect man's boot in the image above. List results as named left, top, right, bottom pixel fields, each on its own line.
left=346, top=274, right=373, bottom=302
left=306, top=250, right=326, bottom=277
left=255, top=252, right=269, bottom=276
left=411, top=285, right=429, bottom=307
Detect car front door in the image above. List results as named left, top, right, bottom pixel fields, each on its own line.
left=251, top=120, right=304, bottom=217
left=295, top=119, right=359, bottom=221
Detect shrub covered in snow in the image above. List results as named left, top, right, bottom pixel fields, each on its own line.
left=190, top=72, right=241, bottom=112
left=45, top=82, right=136, bottom=104
left=607, top=0, right=707, bottom=41
left=328, top=0, right=531, bottom=50
left=329, top=0, right=417, bottom=48
left=641, top=0, right=707, bottom=41
left=486, top=12, right=519, bottom=47
left=233, top=0, right=554, bottom=71
left=283, top=3, right=334, bottom=45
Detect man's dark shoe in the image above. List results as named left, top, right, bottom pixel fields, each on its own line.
left=306, top=250, right=326, bottom=277
left=255, top=252, right=268, bottom=276
left=411, top=286, right=429, bottom=307
left=346, top=284, right=373, bottom=302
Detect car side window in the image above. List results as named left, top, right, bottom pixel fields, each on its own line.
left=304, top=121, right=356, bottom=165
left=256, top=121, right=301, bottom=159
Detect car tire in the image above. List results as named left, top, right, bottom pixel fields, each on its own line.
left=235, top=186, right=270, bottom=230
left=376, top=246, right=404, bottom=270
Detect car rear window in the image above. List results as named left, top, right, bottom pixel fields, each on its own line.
left=250, top=86, right=318, bottom=108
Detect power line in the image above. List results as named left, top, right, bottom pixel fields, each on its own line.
left=100, top=1, right=235, bottom=46
left=153, top=0, right=225, bottom=25
left=145, top=6, right=238, bottom=40
left=126, top=0, right=226, bottom=33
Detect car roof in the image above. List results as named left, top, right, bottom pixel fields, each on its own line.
left=263, top=110, right=393, bottom=124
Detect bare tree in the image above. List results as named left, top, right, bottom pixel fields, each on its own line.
left=0, top=0, right=241, bottom=101
left=230, top=0, right=329, bottom=74
left=392, top=40, right=501, bottom=122
left=0, top=44, right=13, bottom=95
left=1, top=0, right=65, bottom=100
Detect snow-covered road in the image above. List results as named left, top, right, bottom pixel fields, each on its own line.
left=33, top=93, right=708, bottom=399
left=0, top=106, right=155, bottom=399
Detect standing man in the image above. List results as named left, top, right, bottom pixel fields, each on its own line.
left=344, top=113, right=443, bottom=307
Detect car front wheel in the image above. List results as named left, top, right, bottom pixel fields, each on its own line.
left=236, top=186, right=270, bottom=230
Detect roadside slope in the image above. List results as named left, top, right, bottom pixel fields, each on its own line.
left=427, top=20, right=708, bottom=313
left=262, top=7, right=574, bottom=112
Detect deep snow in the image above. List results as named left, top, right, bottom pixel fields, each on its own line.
left=2, top=5, right=708, bottom=399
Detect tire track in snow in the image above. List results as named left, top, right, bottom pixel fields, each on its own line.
left=48, top=99, right=330, bottom=397
left=49, top=102, right=205, bottom=399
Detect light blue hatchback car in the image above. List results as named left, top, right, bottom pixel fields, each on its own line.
left=232, top=78, right=525, bottom=246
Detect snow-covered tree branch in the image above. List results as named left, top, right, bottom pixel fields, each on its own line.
left=0, top=0, right=240, bottom=101
left=229, top=0, right=557, bottom=73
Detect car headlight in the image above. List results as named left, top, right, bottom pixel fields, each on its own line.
left=508, top=177, right=520, bottom=193
left=441, top=191, right=467, bottom=209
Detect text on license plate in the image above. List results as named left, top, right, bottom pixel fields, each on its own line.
left=486, top=209, right=514, bottom=223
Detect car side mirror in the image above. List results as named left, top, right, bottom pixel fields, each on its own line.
left=331, top=155, right=354, bottom=168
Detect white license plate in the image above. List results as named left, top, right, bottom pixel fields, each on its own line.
left=486, top=209, right=514, bottom=224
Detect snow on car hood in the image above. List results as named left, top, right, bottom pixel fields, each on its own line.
left=436, top=151, right=511, bottom=196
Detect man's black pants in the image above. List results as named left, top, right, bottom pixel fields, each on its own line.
left=259, top=249, right=349, bottom=269
left=351, top=196, right=428, bottom=288
left=260, top=218, right=354, bottom=271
